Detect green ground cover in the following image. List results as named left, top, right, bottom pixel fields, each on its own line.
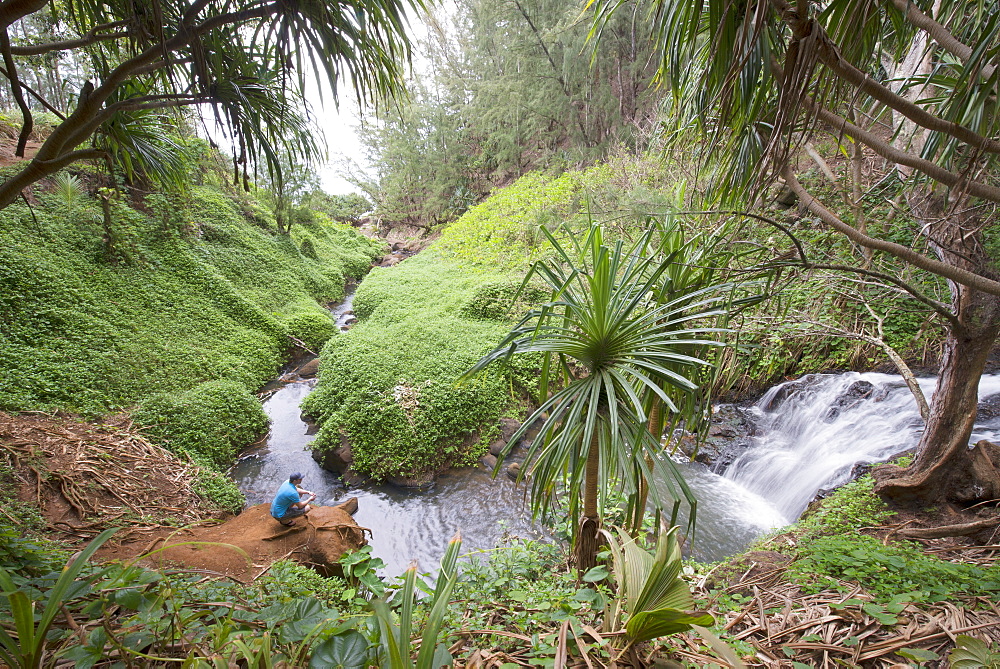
left=302, top=249, right=542, bottom=480
left=0, top=173, right=383, bottom=508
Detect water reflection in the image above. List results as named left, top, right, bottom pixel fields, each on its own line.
left=230, top=380, right=786, bottom=575
left=230, top=380, right=547, bottom=576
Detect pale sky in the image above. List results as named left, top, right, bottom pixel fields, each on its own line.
left=308, top=93, right=370, bottom=196
left=307, top=5, right=441, bottom=196
left=203, top=9, right=437, bottom=197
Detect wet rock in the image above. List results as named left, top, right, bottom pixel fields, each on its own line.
left=378, top=255, right=402, bottom=267
left=499, top=418, right=521, bottom=442
left=313, top=438, right=353, bottom=473
left=489, top=439, right=506, bottom=457
left=824, top=380, right=876, bottom=422
left=296, top=358, right=320, bottom=378
left=760, top=375, right=818, bottom=411
left=978, top=393, right=1000, bottom=420
left=480, top=454, right=498, bottom=470
left=304, top=421, right=319, bottom=435
left=683, top=404, right=756, bottom=472
left=341, top=468, right=369, bottom=486
left=521, top=417, right=544, bottom=443
left=505, top=462, right=521, bottom=480
left=337, top=497, right=359, bottom=515
left=708, top=423, right=738, bottom=439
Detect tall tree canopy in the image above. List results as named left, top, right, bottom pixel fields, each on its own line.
left=589, top=0, right=1000, bottom=509
left=359, top=0, right=663, bottom=226
left=0, top=0, right=421, bottom=209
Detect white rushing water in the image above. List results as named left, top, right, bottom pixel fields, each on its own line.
left=723, top=372, right=1000, bottom=523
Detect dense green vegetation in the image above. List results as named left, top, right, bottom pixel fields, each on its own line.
left=3, top=0, right=1000, bottom=663
left=0, top=176, right=381, bottom=416
left=302, top=250, right=540, bottom=480
left=0, top=151, right=383, bottom=511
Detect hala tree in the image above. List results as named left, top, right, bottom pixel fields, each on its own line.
left=466, top=223, right=738, bottom=573
left=588, top=0, right=1000, bottom=511
left=0, top=0, right=421, bottom=208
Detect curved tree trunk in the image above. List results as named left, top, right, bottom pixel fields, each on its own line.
left=576, top=430, right=601, bottom=577
left=874, top=195, right=1000, bottom=505
left=874, top=314, right=1000, bottom=504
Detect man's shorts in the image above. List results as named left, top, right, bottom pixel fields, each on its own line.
left=273, top=506, right=306, bottom=522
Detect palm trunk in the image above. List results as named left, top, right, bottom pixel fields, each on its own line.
left=576, top=430, right=601, bottom=576
left=630, top=398, right=662, bottom=535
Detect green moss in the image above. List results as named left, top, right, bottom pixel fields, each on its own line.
left=132, top=379, right=269, bottom=469
left=459, top=280, right=549, bottom=321
left=797, top=475, right=896, bottom=538
left=303, top=250, right=535, bottom=480
left=789, top=533, right=1000, bottom=603
left=282, top=307, right=339, bottom=352
left=0, top=178, right=382, bottom=416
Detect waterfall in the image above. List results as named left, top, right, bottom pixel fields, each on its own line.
left=723, top=372, right=1000, bottom=523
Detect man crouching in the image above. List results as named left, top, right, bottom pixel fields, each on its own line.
left=271, top=472, right=317, bottom=526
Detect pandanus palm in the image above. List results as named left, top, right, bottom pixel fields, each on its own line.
left=467, top=223, right=737, bottom=573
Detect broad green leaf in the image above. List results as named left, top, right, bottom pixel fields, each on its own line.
left=309, top=630, right=370, bottom=669
left=625, top=608, right=715, bottom=643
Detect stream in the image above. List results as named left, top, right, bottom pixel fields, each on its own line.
left=229, top=288, right=1000, bottom=575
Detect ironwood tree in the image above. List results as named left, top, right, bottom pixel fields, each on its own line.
left=357, top=0, right=663, bottom=226
left=589, top=0, right=1000, bottom=510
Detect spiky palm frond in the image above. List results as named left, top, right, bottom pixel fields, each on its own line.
left=590, top=0, right=1000, bottom=207
left=466, top=223, right=740, bottom=545
left=26, top=0, right=422, bottom=199
left=94, top=99, right=189, bottom=189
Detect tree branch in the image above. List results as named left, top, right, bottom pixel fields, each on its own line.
left=771, top=0, right=1000, bottom=155
left=673, top=208, right=957, bottom=323
left=888, top=0, right=994, bottom=82
left=805, top=262, right=956, bottom=325
left=807, top=98, right=1000, bottom=203
left=0, top=0, right=47, bottom=31
left=105, top=97, right=206, bottom=113
left=0, top=0, right=281, bottom=208
left=35, top=148, right=107, bottom=169
left=781, top=167, right=1000, bottom=298
left=0, top=28, right=32, bottom=156
left=35, top=1, right=278, bottom=161
left=9, top=22, right=129, bottom=56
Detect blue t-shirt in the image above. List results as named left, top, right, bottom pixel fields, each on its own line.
left=271, top=480, right=301, bottom=518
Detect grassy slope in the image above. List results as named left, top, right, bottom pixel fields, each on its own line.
left=0, top=175, right=382, bottom=493
left=301, top=167, right=632, bottom=481
left=303, top=249, right=532, bottom=479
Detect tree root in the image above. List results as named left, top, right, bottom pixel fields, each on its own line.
left=899, top=514, right=1000, bottom=539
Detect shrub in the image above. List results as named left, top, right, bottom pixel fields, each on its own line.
left=193, top=468, right=247, bottom=514
left=133, top=379, right=269, bottom=469
left=0, top=178, right=382, bottom=415
left=797, top=475, right=895, bottom=538
left=460, top=280, right=549, bottom=321
left=283, top=307, right=338, bottom=351
left=302, top=251, right=529, bottom=480
left=300, top=234, right=318, bottom=259
left=790, top=533, right=1000, bottom=603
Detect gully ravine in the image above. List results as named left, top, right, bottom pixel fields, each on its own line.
left=230, top=286, right=1000, bottom=576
